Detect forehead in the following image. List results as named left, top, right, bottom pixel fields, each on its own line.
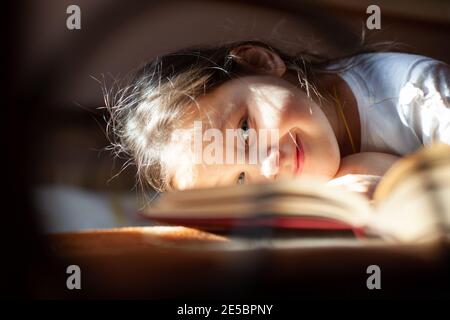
left=177, top=76, right=261, bottom=135
left=190, top=75, right=284, bottom=122
left=194, top=77, right=247, bottom=120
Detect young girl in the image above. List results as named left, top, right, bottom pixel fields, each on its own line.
left=106, top=40, right=449, bottom=198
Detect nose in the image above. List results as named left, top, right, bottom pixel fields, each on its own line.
left=258, top=131, right=297, bottom=180
left=260, top=147, right=279, bottom=179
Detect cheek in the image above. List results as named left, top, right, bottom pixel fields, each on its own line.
left=279, top=97, right=328, bottom=134
left=282, top=99, right=340, bottom=174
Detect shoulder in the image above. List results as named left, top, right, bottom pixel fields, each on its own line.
left=339, top=52, right=441, bottom=67
left=333, top=51, right=449, bottom=100
left=331, top=52, right=446, bottom=80
left=353, top=52, right=449, bottom=104
left=332, top=52, right=450, bottom=153
left=397, top=56, right=450, bottom=146
left=404, top=55, right=449, bottom=96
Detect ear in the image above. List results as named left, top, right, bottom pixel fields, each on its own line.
left=229, top=45, right=286, bottom=77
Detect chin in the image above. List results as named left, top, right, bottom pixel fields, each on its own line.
left=301, top=138, right=340, bottom=179
left=305, top=152, right=340, bottom=179
left=305, top=164, right=339, bottom=180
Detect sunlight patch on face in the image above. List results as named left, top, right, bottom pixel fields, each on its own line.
left=260, top=150, right=279, bottom=178
left=249, top=83, right=290, bottom=126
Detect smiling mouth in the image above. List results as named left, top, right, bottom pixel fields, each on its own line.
left=294, top=133, right=305, bottom=176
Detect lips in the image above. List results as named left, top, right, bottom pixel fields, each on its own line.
left=294, top=133, right=305, bottom=176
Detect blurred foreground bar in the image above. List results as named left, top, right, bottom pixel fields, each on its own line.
left=42, top=226, right=450, bottom=299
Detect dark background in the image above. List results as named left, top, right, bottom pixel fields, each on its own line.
left=3, top=0, right=450, bottom=298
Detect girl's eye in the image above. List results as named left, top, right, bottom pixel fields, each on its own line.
left=240, top=118, right=250, bottom=144
left=241, top=119, right=249, bottom=131
left=236, top=172, right=246, bottom=185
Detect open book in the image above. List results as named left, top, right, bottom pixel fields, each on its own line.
left=143, top=143, right=450, bottom=243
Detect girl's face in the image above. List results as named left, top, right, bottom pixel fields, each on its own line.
left=168, top=73, right=341, bottom=190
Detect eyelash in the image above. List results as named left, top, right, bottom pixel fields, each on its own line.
left=237, top=172, right=245, bottom=185
left=239, top=117, right=250, bottom=145
left=237, top=117, right=250, bottom=185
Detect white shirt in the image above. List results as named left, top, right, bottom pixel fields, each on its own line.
left=330, top=53, right=450, bottom=156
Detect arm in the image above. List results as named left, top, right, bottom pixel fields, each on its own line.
left=329, top=152, right=401, bottom=200
left=334, top=152, right=400, bottom=178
